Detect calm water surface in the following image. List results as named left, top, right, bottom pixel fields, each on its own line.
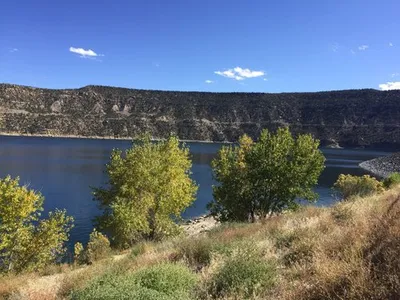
left=0, top=136, right=392, bottom=246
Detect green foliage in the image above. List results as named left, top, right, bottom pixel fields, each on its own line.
left=209, top=128, right=325, bottom=222
left=86, top=229, right=110, bottom=263
left=383, top=172, right=400, bottom=189
left=175, top=237, right=214, bottom=269
left=74, top=242, right=86, bottom=265
left=207, top=249, right=276, bottom=299
left=130, top=242, right=148, bottom=258
left=71, top=263, right=197, bottom=300
left=0, top=176, right=73, bottom=273
left=93, top=136, right=198, bottom=248
left=333, top=174, right=384, bottom=200
left=74, top=230, right=111, bottom=265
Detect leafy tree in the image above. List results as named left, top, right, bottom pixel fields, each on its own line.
left=93, top=136, right=198, bottom=248
left=208, top=128, right=325, bottom=222
left=0, top=176, right=73, bottom=273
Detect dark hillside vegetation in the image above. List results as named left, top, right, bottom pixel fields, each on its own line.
left=1, top=84, right=400, bottom=147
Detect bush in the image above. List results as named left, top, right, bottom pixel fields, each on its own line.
left=282, top=242, right=314, bottom=267
left=74, top=242, right=86, bottom=265
left=175, top=237, right=214, bottom=270
left=383, top=172, right=400, bottom=189
left=71, top=263, right=197, bottom=300
left=209, top=128, right=325, bottom=222
left=333, top=174, right=384, bottom=200
left=207, top=249, right=276, bottom=298
left=86, top=229, right=111, bottom=263
left=130, top=242, right=148, bottom=258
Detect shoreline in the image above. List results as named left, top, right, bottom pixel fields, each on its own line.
left=0, top=132, right=232, bottom=144
left=359, top=152, right=400, bottom=178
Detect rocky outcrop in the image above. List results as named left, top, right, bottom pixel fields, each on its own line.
left=360, top=153, right=400, bottom=178
left=1, top=83, right=400, bottom=147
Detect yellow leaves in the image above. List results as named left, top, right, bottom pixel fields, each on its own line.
left=333, top=174, right=384, bottom=200
left=94, top=136, right=198, bottom=247
left=0, top=176, right=73, bottom=273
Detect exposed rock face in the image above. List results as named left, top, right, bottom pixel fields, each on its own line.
left=1, top=83, right=400, bottom=147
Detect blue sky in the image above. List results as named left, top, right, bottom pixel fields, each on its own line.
left=1, top=0, right=399, bottom=92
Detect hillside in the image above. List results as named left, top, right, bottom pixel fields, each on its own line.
left=1, top=84, right=400, bottom=147
left=1, top=185, right=399, bottom=299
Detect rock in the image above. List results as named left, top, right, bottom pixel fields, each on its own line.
left=50, top=101, right=62, bottom=113
left=1, top=84, right=400, bottom=148
left=359, top=152, right=400, bottom=178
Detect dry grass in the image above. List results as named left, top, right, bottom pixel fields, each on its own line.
left=2, top=187, right=400, bottom=299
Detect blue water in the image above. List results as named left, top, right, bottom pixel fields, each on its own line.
left=0, top=135, right=392, bottom=246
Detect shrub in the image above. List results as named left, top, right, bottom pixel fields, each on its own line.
left=133, top=263, right=197, bottom=298
left=331, top=204, right=354, bottom=225
left=333, top=174, right=384, bottom=200
left=93, top=136, right=198, bottom=248
left=383, top=172, right=400, bottom=189
left=209, top=128, right=325, bottom=222
left=74, top=242, right=86, bottom=265
left=130, top=242, right=148, bottom=258
left=207, top=249, right=276, bottom=298
left=175, top=237, right=214, bottom=270
left=71, top=263, right=197, bottom=300
left=282, top=242, right=314, bottom=267
left=0, top=176, right=73, bottom=273
left=86, top=229, right=111, bottom=263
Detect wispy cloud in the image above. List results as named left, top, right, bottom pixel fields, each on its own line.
left=205, top=80, right=214, bottom=84
left=215, top=67, right=265, bottom=81
left=332, top=43, right=339, bottom=52
left=69, top=47, right=103, bottom=58
left=358, top=45, right=369, bottom=51
left=350, top=49, right=356, bottom=55
left=392, top=73, right=399, bottom=78
left=389, top=42, right=393, bottom=47
left=9, top=48, right=18, bottom=53
left=379, top=82, right=400, bottom=91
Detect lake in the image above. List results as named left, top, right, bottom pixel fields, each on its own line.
left=0, top=135, right=391, bottom=246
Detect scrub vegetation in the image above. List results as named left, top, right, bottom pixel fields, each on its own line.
left=0, top=129, right=399, bottom=299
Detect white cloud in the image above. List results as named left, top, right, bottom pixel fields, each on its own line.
left=392, top=73, right=399, bottom=78
left=205, top=80, right=214, bottom=84
left=233, top=67, right=264, bottom=78
left=358, top=45, right=369, bottom=51
left=350, top=49, right=356, bottom=55
left=332, top=43, right=339, bottom=52
left=215, top=67, right=265, bottom=81
left=389, top=42, right=393, bottom=47
left=263, top=78, right=268, bottom=81
left=379, top=82, right=400, bottom=90
left=9, top=48, right=18, bottom=53
left=69, top=47, right=103, bottom=58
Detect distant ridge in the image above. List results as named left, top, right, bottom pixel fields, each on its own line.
left=1, top=83, right=400, bottom=148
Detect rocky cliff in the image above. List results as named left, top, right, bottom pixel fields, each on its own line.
left=1, top=83, right=400, bottom=147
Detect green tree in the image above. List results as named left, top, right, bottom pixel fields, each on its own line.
left=0, top=176, right=73, bottom=273
left=93, top=136, right=198, bottom=248
left=209, top=128, right=325, bottom=222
